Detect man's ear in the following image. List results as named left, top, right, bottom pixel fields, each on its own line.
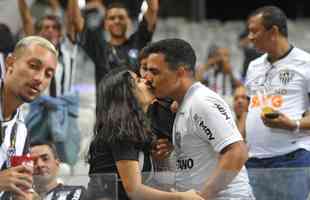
left=176, top=66, right=187, bottom=77
left=5, top=54, right=15, bottom=73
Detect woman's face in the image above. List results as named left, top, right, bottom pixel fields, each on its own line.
left=130, top=71, right=155, bottom=109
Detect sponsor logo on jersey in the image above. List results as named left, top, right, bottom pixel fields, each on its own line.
left=193, top=114, right=215, bottom=140
left=177, top=158, right=194, bottom=170
left=214, top=103, right=230, bottom=120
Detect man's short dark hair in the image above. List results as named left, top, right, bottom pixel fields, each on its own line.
left=106, top=2, right=130, bottom=16
left=34, top=15, right=62, bottom=34
left=143, top=38, right=197, bottom=72
left=30, top=141, right=59, bottom=159
left=248, top=6, right=288, bottom=37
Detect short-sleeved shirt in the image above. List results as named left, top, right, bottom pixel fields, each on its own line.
left=87, top=140, right=152, bottom=200
left=245, top=47, right=310, bottom=158
left=78, top=13, right=154, bottom=86
left=173, top=82, right=253, bottom=198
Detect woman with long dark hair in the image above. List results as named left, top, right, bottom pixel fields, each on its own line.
left=86, top=67, right=203, bottom=200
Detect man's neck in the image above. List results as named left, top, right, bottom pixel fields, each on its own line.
left=2, top=82, right=22, bottom=121
left=174, top=78, right=195, bottom=105
left=268, top=38, right=290, bottom=63
left=109, top=36, right=127, bottom=46
left=37, top=181, right=60, bottom=197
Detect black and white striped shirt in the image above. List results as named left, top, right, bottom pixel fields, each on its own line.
left=45, top=37, right=78, bottom=97
left=0, top=80, right=30, bottom=198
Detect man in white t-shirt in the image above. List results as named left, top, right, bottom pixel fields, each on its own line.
left=0, top=36, right=58, bottom=199
left=245, top=5, right=310, bottom=200
left=143, top=38, right=254, bottom=199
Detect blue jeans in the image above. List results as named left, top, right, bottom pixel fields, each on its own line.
left=246, top=149, right=310, bottom=200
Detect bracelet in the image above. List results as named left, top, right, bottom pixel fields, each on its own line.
left=294, top=120, right=300, bottom=134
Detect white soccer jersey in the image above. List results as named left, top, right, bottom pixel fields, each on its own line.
left=173, top=82, right=253, bottom=199
left=0, top=109, right=28, bottom=169
left=245, top=47, right=310, bottom=158
left=0, top=80, right=29, bottom=170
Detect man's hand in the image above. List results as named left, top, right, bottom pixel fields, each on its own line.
left=261, top=111, right=296, bottom=131
left=0, top=165, right=33, bottom=198
left=151, top=138, right=173, bottom=160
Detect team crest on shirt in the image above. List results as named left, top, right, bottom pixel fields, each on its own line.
left=279, top=69, right=294, bottom=85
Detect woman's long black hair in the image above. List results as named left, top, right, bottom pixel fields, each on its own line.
left=88, top=67, right=153, bottom=160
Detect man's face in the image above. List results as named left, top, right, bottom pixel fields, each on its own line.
left=5, top=43, right=57, bottom=103
left=233, top=87, right=249, bottom=117
left=38, top=19, right=61, bottom=46
left=144, top=53, right=180, bottom=99
left=139, top=58, right=148, bottom=78
left=130, top=71, right=155, bottom=107
left=30, top=145, right=60, bottom=186
left=247, top=14, right=273, bottom=53
left=105, top=8, right=129, bottom=38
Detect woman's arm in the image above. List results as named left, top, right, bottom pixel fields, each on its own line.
left=116, top=160, right=204, bottom=200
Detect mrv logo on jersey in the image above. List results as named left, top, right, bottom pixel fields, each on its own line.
left=214, top=103, right=230, bottom=120
left=193, top=114, right=215, bottom=141
left=177, top=158, right=194, bottom=170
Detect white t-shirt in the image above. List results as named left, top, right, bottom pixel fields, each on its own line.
left=245, top=47, right=310, bottom=158
left=173, top=82, right=253, bottom=199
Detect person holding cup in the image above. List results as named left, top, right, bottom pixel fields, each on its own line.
left=0, top=36, right=58, bottom=199
left=245, top=5, right=310, bottom=199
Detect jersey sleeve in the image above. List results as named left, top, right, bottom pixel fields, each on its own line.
left=190, top=96, right=243, bottom=153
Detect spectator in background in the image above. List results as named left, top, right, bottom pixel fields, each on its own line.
left=245, top=5, right=310, bottom=199
left=196, top=44, right=242, bottom=105
left=0, top=36, right=58, bottom=199
left=0, top=23, right=15, bottom=78
left=233, top=85, right=249, bottom=139
left=18, top=0, right=82, bottom=167
left=86, top=67, right=203, bottom=200
left=71, top=0, right=159, bottom=91
left=29, top=141, right=86, bottom=200
left=238, top=28, right=262, bottom=80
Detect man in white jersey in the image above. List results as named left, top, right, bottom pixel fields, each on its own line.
left=0, top=36, right=58, bottom=199
left=143, top=38, right=254, bottom=199
left=245, top=6, right=310, bottom=200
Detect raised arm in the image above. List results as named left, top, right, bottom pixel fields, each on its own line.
left=144, top=0, right=159, bottom=32
left=67, top=0, right=85, bottom=33
left=116, top=160, right=204, bottom=200
left=65, top=0, right=85, bottom=41
left=18, top=0, right=35, bottom=36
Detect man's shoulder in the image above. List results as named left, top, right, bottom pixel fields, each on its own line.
left=289, top=47, right=310, bottom=63
left=248, top=53, right=268, bottom=68
left=184, top=83, right=222, bottom=111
